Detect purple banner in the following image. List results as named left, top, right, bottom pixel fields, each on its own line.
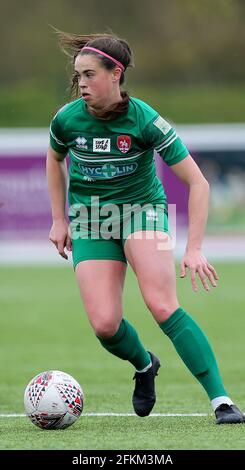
left=0, top=155, right=52, bottom=240
left=0, top=153, right=188, bottom=241
left=1, top=125, right=244, bottom=243
left=155, top=154, right=188, bottom=227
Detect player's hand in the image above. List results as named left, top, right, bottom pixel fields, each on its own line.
left=49, top=218, right=72, bottom=260
left=180, top=249, right=219, bottom=292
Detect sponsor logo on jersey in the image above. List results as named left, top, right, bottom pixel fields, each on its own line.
left=75, top=136, right=88, bottom=149
left=93, top=138, right=111, bottom=152
left=117, top=135, right=131, bottom=153
left=78, top=162, right=138, bottom=179
left=82, top=175, right=94, bottom=182
left=153, top=116, right=171, bottom=135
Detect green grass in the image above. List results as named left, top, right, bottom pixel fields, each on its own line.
left=0, top=263, right=245, bottom=450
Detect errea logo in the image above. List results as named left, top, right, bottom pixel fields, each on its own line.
left=75, top=136, right=88, bottom=149
left=93, top=138, right=111, bottom=152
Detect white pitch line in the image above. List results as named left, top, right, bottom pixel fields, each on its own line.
left=0, top=412, right=209, bottom=418
left=83, top=413, right=209, bottom=417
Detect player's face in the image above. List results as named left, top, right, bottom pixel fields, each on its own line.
left=74, top=54, right=120, bottom=110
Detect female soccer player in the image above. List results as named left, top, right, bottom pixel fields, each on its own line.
left=47, top=31, right=244, bottom=424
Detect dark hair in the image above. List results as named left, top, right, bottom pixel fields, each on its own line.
left=55, top=29, right=134, bottom=120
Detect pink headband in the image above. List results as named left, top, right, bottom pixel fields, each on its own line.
left=81, top=46, right=125, bottom=72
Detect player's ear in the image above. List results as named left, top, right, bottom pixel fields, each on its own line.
left=112, top=67, right=122, bottom=82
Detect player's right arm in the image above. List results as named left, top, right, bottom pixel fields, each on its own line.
left=46, top=146, right=71, bottom=260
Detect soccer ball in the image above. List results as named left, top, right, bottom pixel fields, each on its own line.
left=24, top=370, right=84, bottom=430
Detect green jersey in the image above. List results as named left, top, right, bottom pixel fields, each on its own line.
left=50, top=96, right=189, bottom=212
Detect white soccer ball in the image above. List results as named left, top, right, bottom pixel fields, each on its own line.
left=24, top=370, right=84, bottom=430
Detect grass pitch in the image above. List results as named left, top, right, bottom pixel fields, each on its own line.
left=0, top=263, right=245, bottom=450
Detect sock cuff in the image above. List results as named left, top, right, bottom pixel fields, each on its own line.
left=159, top=307, right=186, bottom=335
left=211, top=396, right=233, bottom=411
left=136, top=359, right=152, bottom=373
left=97, top=318, right=127, bottom=345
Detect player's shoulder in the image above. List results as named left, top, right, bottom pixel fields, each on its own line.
left=129, top=97, right=174, bottom=141
left=129, top=96, right=159, bottom=122
left=53, top=98, right=84, bottom=123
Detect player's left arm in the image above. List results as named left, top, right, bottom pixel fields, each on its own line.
left=170, top=154, right=219, bottom=292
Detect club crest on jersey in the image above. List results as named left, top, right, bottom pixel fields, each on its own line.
left=117, top=135, right=131, bottom=153
left=93, top=138, right=111, bottom=152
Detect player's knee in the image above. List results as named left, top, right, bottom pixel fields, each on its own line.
left=146, top=299, right=179, bottom=322
left=92, top=318, right=120, bottom=339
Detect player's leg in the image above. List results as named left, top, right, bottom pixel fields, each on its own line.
left=124, top=231, right=244, bottom=423
left=75, top=259, right=125, bottom=337
left=73, top=238, right=151, bottom=374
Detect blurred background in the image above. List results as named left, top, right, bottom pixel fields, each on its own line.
left=0, top=0, right=245, bottom=263
left=1, top=2, right=245, bottom=451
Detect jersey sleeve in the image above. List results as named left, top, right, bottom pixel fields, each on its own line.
left=49, top=112, right=68, bottom=154
left=143, top=115, right=189, bottom=166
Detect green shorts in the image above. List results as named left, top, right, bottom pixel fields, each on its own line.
left=71, top=204, right=170, bottom=268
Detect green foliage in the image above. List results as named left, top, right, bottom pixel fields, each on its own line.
left=1, top=0, right=245, bottom=125
left=2, top=0, right=245, bottom=85
left=132, top=84, right=245, bottom=124
left=1, top=82, right=245, bottom=126
left=0, top=80, right=68, bottom=127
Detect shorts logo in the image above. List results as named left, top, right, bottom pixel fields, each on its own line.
left=93, top=138, right=111, bottom=152
left=117, top=135, right=131, bottom=153
left=146, top=209, right=159, bottom=221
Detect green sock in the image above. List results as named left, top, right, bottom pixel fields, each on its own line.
left=159, top=307, right=227, bottom=400
left=97, top=318, right=151, bottom=370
